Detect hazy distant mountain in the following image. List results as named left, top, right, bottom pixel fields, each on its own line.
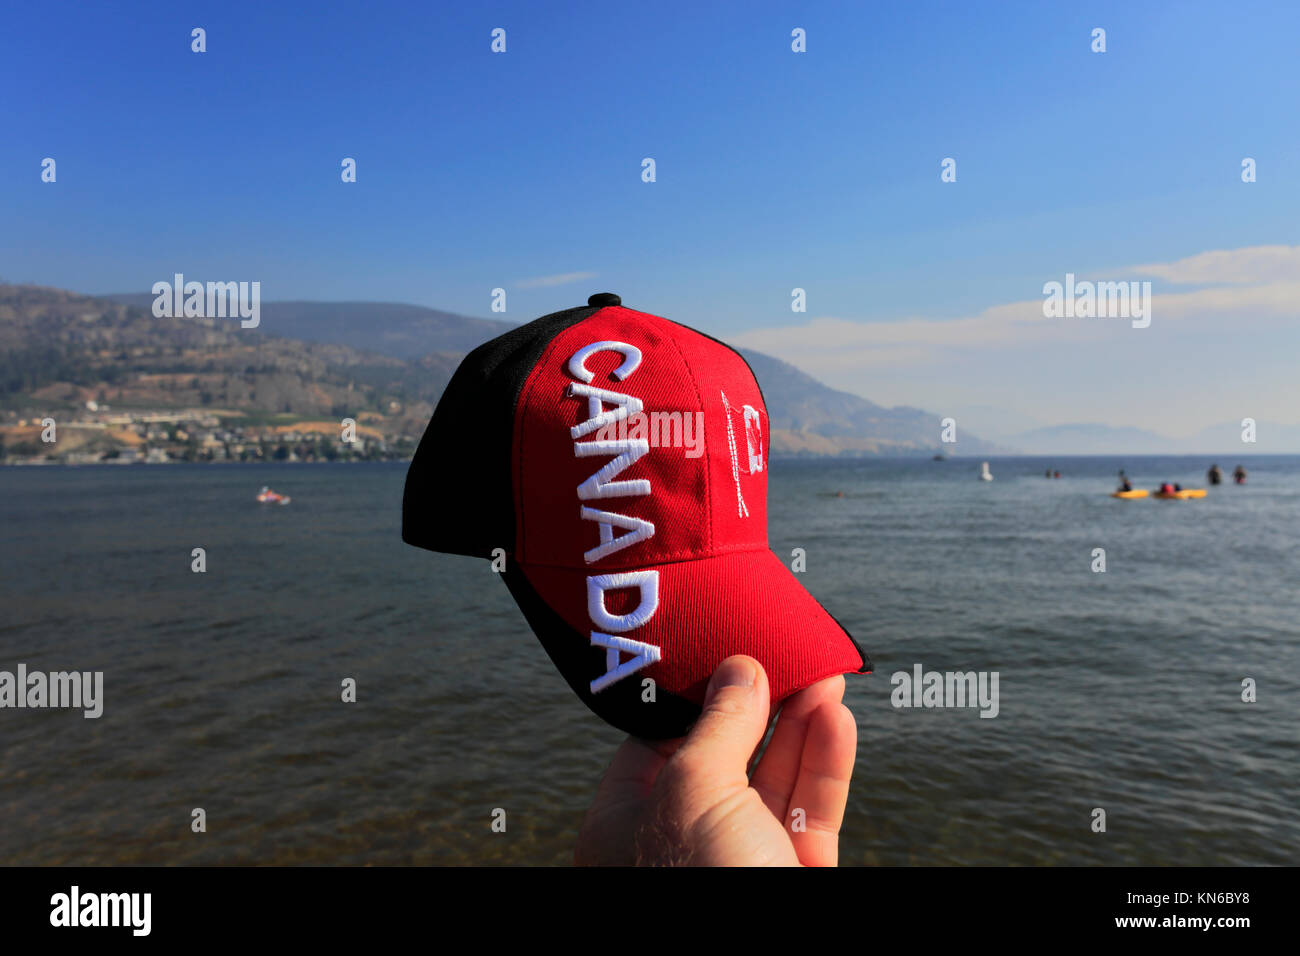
left=7, top=286, right=1002, bottom=458
left=1180, top=421, right=1300, bottom=454
left=1006, top=420, right=1300, bottom=455
left=1010, top=423, right=1179, bottom=455
left=102, top=294, right=516, bottom=359
left=739, top=350, right=1003, bottom=456
left=946, top=404, right=1048, bottom=445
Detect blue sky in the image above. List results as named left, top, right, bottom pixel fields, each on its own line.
left=3, top=0, right=1298, bottom=437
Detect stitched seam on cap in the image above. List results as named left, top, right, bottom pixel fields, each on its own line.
left=658, top=316, right=713, bottom=554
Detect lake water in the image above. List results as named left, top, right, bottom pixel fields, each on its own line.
left=1, top=456, right=1296, bottom=865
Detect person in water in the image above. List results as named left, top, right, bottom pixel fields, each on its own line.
left=1208, top=464, right=1223, bottom=485
left=1234, top=464, right=1247, bottom=484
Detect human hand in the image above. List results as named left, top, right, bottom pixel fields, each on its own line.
left=574, top=655, right=858, bottom=866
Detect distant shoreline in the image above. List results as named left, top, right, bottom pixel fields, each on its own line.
left=4, top=452, right=1295, bottom=468
left=0, top=456, right=413, bottom=467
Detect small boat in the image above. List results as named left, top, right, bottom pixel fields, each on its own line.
left=1153, top=488, right=1206, bottom=500
left=1111, top=489, right=1149, bottom=499
left=978, top=461, right=993, bottom=481
left=256, top=486, right=291, bottom=504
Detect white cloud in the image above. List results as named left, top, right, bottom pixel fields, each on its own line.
left=731, top=245, right=1300, bottom=374
left=1124, top=244, right=1300, bottom=284
left=516, top=271, right=597, bottom=289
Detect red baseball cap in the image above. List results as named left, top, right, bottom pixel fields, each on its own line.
left=403, top=293, right=871, bottom=738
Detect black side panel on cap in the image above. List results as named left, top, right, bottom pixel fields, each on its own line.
left=402, top=305, right=600, bottom=558
left=502, top=565, right=702, bottom=739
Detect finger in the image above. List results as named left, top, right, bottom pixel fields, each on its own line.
left=664, top=656, right=770, bottom=803
left=751, top=675, right=844, bottom=818
left=575, top=736, right=675, bottom=866
left=785, top=701, right=857, bottom=868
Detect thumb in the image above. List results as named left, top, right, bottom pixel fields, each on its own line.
left=674, top=655, right=771, bottom=785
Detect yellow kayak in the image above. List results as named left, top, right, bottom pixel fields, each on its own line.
left=1153, top=488, right=1207, bottom=500
left=1111, top=489, right=1149, bottom=499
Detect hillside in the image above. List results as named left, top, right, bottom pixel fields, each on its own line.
left=103, top=294, right=516, bottom=359
left=739, top=350, right=997, bottom=456
left=0, top=286, right=455, bottom=461
left=1, top=286, right=459, bottom=417
left=2, top=285, right=1000, bottom=461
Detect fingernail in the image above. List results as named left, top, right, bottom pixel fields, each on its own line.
left=707, top=657, right=755, bottom=702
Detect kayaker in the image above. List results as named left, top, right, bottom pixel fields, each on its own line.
left=1173, top=483, right=1182, bottom=492
left=1234, top=464, right=1247, bottom=484
left=1053, top=470, right=1061, bottom=479
left=1118, top=476, right=1133, bottom=492
left=1208, top=464, right=1223, bottom=485
left=1159, top=482, right=1174, bottom=494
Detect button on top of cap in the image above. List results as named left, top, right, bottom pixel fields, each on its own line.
left=588, top=292, right=621, bottom=307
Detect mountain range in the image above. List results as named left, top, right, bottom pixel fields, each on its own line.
left=8, top=286, right=1292, bottom=457
left=973, top=421, right=1300, bottom=455
left=102, top=294, right=516, bottom=359
left=1, top=286, right=1002, bottom=457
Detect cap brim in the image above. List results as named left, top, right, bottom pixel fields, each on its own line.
left=505, top=548, right=871, bottom=738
